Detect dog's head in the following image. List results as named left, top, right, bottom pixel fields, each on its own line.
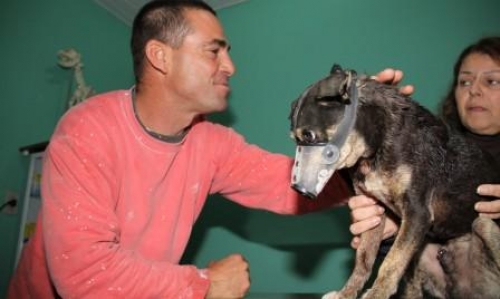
left=290, top=64, right=365, bottom=198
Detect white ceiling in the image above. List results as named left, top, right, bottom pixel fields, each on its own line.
left=94, top=0, right=248, bottom=26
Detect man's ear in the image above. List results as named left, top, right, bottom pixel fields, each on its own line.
left=144, top=39, right=172, bottom=74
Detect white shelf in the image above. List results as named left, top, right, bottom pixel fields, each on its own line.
left=14, top=151, right=44, bottom=269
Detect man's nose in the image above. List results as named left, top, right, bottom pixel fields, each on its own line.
left=221, top=52, right=236, bottom=76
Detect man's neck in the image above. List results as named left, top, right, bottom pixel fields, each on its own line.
left=133, top=87, right=197, bottom=136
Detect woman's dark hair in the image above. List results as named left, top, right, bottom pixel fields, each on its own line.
left=440, top=36, right=500, bottom=132
left=130, top=0, right=216, bottom=83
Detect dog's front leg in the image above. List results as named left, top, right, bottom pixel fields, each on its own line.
left=323, top=214, right=386, bottom=299
left=467, top=217, right=500, bottom=299
left=360, top=204, right=431, bottom=299
left=472, top=217, right=500, bottom=267
left=398, top=243, right=447, bottom=299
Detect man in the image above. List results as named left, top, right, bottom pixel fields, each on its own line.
left=8, top=1, right=410, bottom=298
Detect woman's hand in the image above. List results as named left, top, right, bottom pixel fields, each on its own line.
left=348, top=195, right=399, bottom=249
left=372, top=68, right=414, bottom=95
left=476, top=184, right=500, bottom=219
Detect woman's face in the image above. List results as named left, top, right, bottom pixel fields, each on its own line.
left=455, top=53, right=500, bottom=135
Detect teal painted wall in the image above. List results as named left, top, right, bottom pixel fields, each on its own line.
left=1, top=0, right=499, bottom=296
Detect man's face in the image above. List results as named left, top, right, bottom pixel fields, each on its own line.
left=167, top=9, right=236, bottom=115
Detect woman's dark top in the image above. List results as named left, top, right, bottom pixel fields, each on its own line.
left=464, top=131, right=500, bottom=170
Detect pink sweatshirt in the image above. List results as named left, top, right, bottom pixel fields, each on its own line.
left=8, top=89, right=350, bottom=298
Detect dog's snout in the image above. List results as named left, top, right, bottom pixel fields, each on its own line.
left=291, top=184, right=317, bottom=199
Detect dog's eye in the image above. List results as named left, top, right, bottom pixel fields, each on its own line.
left=437, top=248, right=447, bottom=261
left=316, top=95, right=344, bottom=107
left=301, top=130, right=316, bottom=143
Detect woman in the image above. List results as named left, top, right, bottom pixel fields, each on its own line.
left=350, top=36, right=500, bottom=248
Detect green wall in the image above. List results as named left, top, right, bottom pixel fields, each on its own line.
left=1, top=0, right=499, bottom=296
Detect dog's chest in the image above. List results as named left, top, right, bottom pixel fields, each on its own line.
left=353, top=159, right=413, bottom=215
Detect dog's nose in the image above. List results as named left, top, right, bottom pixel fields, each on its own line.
left=292, top=184, right=317, bottom=199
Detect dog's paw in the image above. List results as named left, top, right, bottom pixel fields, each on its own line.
left=322, top=291, right=341, bottom=299
left=360, top=288, right=384, bottom=299
left=359, top=291, right=371, bottom=299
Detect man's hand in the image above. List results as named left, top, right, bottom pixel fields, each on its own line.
left=348, top=195, right=398, bottom=249
left=372, top=68, right=414, bottom=95
left=476, top=184, right=500, bottom=219
left=206, top=254, right=250, bottom=299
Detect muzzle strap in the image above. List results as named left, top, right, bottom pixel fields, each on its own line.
left=323, top=73, right=359, bottom=164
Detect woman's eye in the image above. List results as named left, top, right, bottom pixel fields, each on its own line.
left=458, top=78, right=472, bottom=87
left=485, top=77, right=500, bottom=87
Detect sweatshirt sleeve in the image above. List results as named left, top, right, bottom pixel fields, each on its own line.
left=41, top=130, right=209, bottom=298
left=209, top=126, right=351, bottom=214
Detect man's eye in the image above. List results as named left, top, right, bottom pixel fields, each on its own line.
left=209, top=48, right=220, bottom=55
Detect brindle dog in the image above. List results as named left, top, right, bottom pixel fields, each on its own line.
left=289, top=64, right=500, bottom=299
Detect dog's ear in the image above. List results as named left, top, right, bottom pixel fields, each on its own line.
left=315, top=76, right=344, bottom=100
left=315, top=65, right=354, bottom=102
left=341, top=69, right=357, bottom=100
left=312, top=64, right=344, bottom=98
left=330, top=64, right=343, bottom=74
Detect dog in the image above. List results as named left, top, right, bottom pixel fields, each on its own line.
left=289, top=64, right=500, bottom=298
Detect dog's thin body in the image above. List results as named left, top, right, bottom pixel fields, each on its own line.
left=290, top=65, right=500, bottom=299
